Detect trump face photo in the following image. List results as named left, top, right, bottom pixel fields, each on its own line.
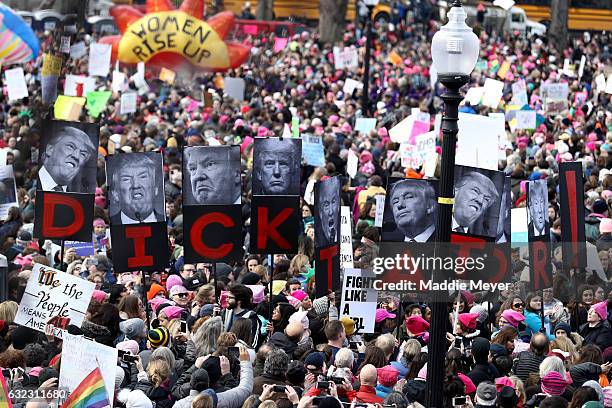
left=452, top=166, right=504, bottom=238
left=252, top=137, right=301, bottom=196
left=314, top=176, right=341, bottom=247
left=107, top=152, right=166, bottom=225
left=183, top=146, right=241, bottom=205
left=382, top=178, right=438, bottom=242
left=527, top=179, right=549, bottom=238
left=38, top=121, right=99, bottom=193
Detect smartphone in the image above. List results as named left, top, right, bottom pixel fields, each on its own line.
left=452, top=396, right=466, bottom=406
left=330, top=377, right=345, bottom=385
left=228, top=346, right=240, bottom=360
left=272, top=385, right=286, bottom=393
left=317, top=381, right=330, bottom=390
left=180, top=320, right=187, bottom=333
left=349, top=341, right=359, bottom=349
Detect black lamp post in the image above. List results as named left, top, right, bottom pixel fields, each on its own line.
left=425, top=1, right=479, bottom=406
left=361, top=0, right=378, bottom=117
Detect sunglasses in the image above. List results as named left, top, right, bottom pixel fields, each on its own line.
left=513, top=303, right=524, bottom=308
left=175, top=293, right=189, bottom=298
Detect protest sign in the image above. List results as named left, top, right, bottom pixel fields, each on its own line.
left=42, top=54, right=62, bottom=76
left=223, top=77, right=245, bottom=101
left=355, top=118, right=377, bottom=135
left=574, top=91, right=588, bottom=108
left=159, top=67, right=176, bottom=84
left=488, top=112, right=508, bottom=160
left=273, top=37, right=288, bottom=53
left=400, top=131, right=436, bottom=168
left=541, top=83, right=569, bottom=102
left=60, top=36, right=70, bottom=53
left=69, top=41, right=87, bottom=59
left=112, top=70, right=127, bottom=93
left=464, top=87, right=484, bottom=106
left=339, top=268, right=377, bottom=333
left=578, top=55, right=586, bottom=79
left=0, top=165, right=18, bottom=220
left=333, top=46, right=359, bottom=70
left=409, top=113, right=430, bottom=144
left=388, top=50, right=403, bottom=66
left=86, top=91, right=112, bottom=118
left=343, top=78, right=363, bottom=95
left=54, top=95, right=85, bottom=121
left=511, top=208, right=528, bottom=243
left=422, top=150, right=438, bottom=178
left=59, top=333, right=117, bottom=405
left=389, top=115, right=413, bottom=143
left=481, top=78, right=504, bottom=109
left=511, top=79, right=528, bottom=106
left=340, top=206, right=354, bottom=269
left=64, top=241, right=95, bottom=257
left=5, top=67, right=28, bottom=101
left=456, top=113, right=499, bottom=171
left=120, top=92, right=137, bottom=114
left=89, top=43, right=112, bottom=77
left=562, top=59, right=575, bottom=77
left=347, top=149, right=358, bottom=178
left=606, top=74, right=612, bottom=94
left=14, top=264, right=95, bottom=338
left=302, top=134, right=325, bottom=167
left=64, top=75, right=96, bottom=97
left=516, top=110, right=536, bottom=130
left=374, top=195, right=385, bottom=227
left=545, top=99, right=568, bottom=115
left=41, top=75, right=58, bottom=105
left=292, top=116, right=299, bottom=138
left=497, top=61, right=511, bottom=80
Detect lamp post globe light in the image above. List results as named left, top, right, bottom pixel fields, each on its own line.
left=425, top=1, right=479, bottom=406
left=361, top=0, right=379, bottom=117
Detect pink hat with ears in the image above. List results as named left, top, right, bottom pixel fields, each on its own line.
left=219, top=115, right=230, bottom=125
left=149, top=297, right=169, bottom=313
left=602, top=190, right=612, bottom=200
left=161, top=306, right=183, bottom=321
left=592, top=301, right=608, bottom=321
left=166, top=275, right=183, bottom=292
left=586, top=142, right=597, bottom=152
left=286, top=295, right=301, bottom=308
left=329, top=115, right=339, bottom=124
left=378, top=127, right=388, bottom=137
left=588, top=133, right=598, bottom=142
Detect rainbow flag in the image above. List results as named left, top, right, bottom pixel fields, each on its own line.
left=62, top=367, right=109, bottom=408
left=0, top=370, right=13, bottom=408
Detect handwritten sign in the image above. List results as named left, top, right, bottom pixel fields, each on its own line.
left=343, top=78, right=363, bottom=95
left=5, top=68, right=28, bottom=101
left=516, top=110, right=536, bottom=130
left=88, top=43, right=112, bottom=77
left=355, top=118, right=377, bottom=135
left=120, top=92, right=137, bottom=115
left=511, top=79, right=528, bottom=106
left=374, top=195, right=385, bottom=228
left=340, top=206, right=354, bottom=269
left=541, top=83, right=569, bottom=102
left=60, top=36, right=71, bottom=53
left=223, top=77, right=245, bottom=101
left=112, top=70, right=127, bottom=93
left=0, top=165, right=18, bottom=220
left=14, top=264, right=95, bottom=338
left=482, top=78, right=504, bottom=109
left=59, top=333, right=117, bottom=405
left=69, top=41, right=87, bottom=59
left=302, top=134, right=325, bottom=167
left=347, top=149, right=358, bottom=179
left=64, top=75, right=96, bottom=97
left=42, top=54, right=62, bottom=76
left=333, top=46, right=359, bottom=70
left=339, top=268, right=377, bottom=333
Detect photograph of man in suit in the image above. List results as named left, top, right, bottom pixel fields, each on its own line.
left=452, top=171, right=499, bottom=235
left=389, top=179, right=437, bottom=242
left=315, top=176, right=340, bottom=247
left=38, top=125, right=97, bottom=193
left=109, top=154, right=165, bottom=225
left=184, top=146, right=241, bottom=205
left=527, top=179, right=549, bottom=238
left=253, top=138, right=300, bottom=196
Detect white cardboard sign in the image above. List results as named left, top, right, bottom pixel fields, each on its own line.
left=339, top=268, right=377, bottom=333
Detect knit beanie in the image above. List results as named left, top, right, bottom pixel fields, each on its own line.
left=541, top=371, right=568, bottom=396
left=458, top=312, right=480, bottom=330
left=148, top=327, right=169, bottom=348
left=554, top=321, right=571, bottom=335
left=147, top=283, right=166, bottom=301
left=501, top=309, right=525, bottom=328
left=406, top=316, right=430, bottom=335
left=165, top=275, right=183, bottom=292
left=592, top=301, right=608, bottom=321
left=119, top=318, right=146, bottom=340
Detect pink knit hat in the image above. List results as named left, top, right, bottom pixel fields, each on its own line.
left=458, top=313, right=479, bottom=330
left=286, top=295, right=301, bottom=308
left=592, top=301, right=608, bottom=321
left=245, top=285, right=265, bottom=304
left=160, top=305, right=183, bottom=321
left=116, top=339, right=140, bottom=356
left=600, top=218, right=612, bottom=234
left=541, top=371, right=568, bottom=396
left=501, top=309, right=525, bottom=327
left=340, top=123, right=352, bottom=133
left=92, top=290, right=107, bottom=303
left=166, top=275, right=183, bottom=292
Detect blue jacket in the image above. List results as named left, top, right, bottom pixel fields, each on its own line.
left=524, top=311, right=554, bottom=340
left=375, top=384, right=393, bottom=399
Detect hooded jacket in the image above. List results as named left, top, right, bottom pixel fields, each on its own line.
left=579, top=320, right=612, bottom=350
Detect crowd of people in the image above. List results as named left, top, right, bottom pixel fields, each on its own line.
left=0, top=1, right=612, bottom=408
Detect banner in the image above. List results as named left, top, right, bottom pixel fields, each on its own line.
left=14, top=264, right=95, bottom=337
left=34, top=192, right=94, bottom=242
left=559, top=162, right=586, bottom=269
left=527, top=180, right=552, bottom=290
left=110, top=222, right=169, bottom=272
left=0, top=165, right=18, bottom=220
left=339, top=268, right=377, bottom=333
left=59, top=333, right=117, bottom=405
left=340, top=206, right=354, bottom=269
left=314, top=177, right=341, bottom=248
left=250, top=195, right=300, bottom=254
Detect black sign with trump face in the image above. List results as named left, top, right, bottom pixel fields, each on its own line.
left=252, top=137, right=301, bottom=196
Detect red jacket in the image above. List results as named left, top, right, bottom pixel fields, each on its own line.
left=352, top=385, right=384, bottom=404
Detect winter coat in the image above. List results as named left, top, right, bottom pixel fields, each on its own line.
left=570, top=362, right=603, bottom=388
left=217, top=361, right=254, bottom=408
left=579, top=320, right=612, bottom=350
left=267, top=332, right=298, bottom=356
left=132, top=377, right=174, bottom=408
left=252, top=373, right=287, bottom=398
left=524, top=310, right=554, bottom=340
left=467, top=363, right=499, bottom=385
left=351, top=385, right=384, bottom=404
left=512, top=351, right=546, bottom=382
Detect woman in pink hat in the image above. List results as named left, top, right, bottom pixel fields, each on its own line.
left=579, top=301, right=611, bottom=350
